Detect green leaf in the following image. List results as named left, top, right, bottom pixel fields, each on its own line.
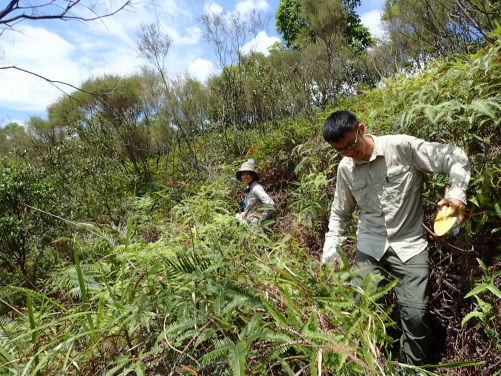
left=261, top=300, right=289, bottom=327
left=486, top=284, right=501, bottom=299
left=494, top=203, right=501, bottom=219
left=96, top=293, right=105, bottom=330
left=476, top=258, right=489, bottom=277
left=26, top=291, right=40, bottom=376
left=475, top=295, right=492, bottom=314
left=485, top=327, right=499, bottom=345
left=134, top=362, right=146, bottom=376
left=469, top=196, right=480, bottom=207
left=0, top=347, right=13, bottom=362
left=73, top=243, right=96, bottom=340
left=420, top=360, right=486, bottom=368
left=464, top=284, right=489, bottom=298
left=227, top=342, right=248, bottom=376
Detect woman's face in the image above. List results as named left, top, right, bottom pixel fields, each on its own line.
left=241, top=171, right=254, bottom=185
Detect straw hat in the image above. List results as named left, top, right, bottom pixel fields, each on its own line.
left=236, top=159, right=259, bottom=181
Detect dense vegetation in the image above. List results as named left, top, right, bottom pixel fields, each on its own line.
left=1, top=0, right=501, bottom=375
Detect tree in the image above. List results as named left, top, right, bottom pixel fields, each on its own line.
left=48, top=74, right=156, bottom=183
left=275, top=0, right=313, bottom=50
left=275, top=0, right=372, bottom=52
left=0, top=161, right=62, bottom=285
left=200, top=8, right=267, bottom=158
left=274, top=0, right=373, bottom=105
left=456, top=0, right=501, bottom=44
left=160, top=74, right=212, bottom=174
left=0, top=122, right=30, bottom=158
left=365, top=38, right=413, bottom=79
left=380, top=0, right=501, bottom=69
left=25, top=115, right=67, bottom=159
left=136, top=22, right=173, bottom=88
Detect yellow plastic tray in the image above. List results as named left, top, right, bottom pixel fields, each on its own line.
left=434, top=206, right=458, bottom=236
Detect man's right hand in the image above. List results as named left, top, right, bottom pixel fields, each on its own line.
left=321, top=246, right=341, bottom=265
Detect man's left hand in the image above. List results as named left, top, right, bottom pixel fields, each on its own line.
left=437, top=198, right=466, bottom=224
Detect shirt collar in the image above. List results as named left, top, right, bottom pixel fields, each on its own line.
left=371, top=135, right=384, bottom=159
left=354, top=134, right=383, bottom=164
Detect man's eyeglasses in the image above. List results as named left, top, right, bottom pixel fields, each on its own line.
left=335, top=127, right=359, bottom=154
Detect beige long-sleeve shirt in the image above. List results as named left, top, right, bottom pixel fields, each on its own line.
left=323, top=134, right=470, bottom=263
left=243, top=181, right=275, bottom=222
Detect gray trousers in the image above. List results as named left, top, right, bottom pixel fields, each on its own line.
left=354, top=247, right=431, bottom=365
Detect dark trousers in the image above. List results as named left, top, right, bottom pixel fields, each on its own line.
left=354, top=247, right=431, bottom=365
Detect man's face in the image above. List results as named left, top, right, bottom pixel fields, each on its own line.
left=328, top=126, right=366, bottom=161
left=241, top=171, right=254, bottom=185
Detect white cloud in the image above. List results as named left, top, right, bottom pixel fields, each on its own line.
left=204, top=0, right=269, bottom=21
left=0, top=118, right=25, bottom=127
left=68, top=1, right=151, bottom=48
left=0, top=27, right=81, bottom=112
left=162, top=25, right=202, bottom=46
left=361, top=10, right=385, bottom=39
left=241, top=31, right=279, bottom=56
left=235, top=0, right=269, bottom=14
left=0, top=25, right=145, bottom=113
left=204, top=2, right=224, bottom=15
left=159, top=0, right=194, bottom=18
left=0, top=0, right=277, bottom=120
left=188, top=58, right=218, bottom=82
left=84, top=48, right=143, bottom=78
left=87, top=17, right=137, bottom=48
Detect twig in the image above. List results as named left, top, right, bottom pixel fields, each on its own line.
left=0, top=251, right=40, bottom=291
left=0, top=358, right=21, bottom=371
left=0, top=66, right=119, bottom=101
left=0, top=0, right=133, bottom=25
left=0, top=298, right=28, bottom=319
left=22, top=203, right=115, bottom=247
left=162, top=314, right=201, bottom=376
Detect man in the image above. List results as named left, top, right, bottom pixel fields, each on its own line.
left=322, top=110, right=470, bottom=365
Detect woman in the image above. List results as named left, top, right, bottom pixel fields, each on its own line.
left=235, top=159, right=275, bottom=224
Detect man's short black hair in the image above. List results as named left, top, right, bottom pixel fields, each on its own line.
left=323, top=110, right=359, bottom=143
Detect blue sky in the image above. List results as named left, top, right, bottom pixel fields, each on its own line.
left=0, top=0, right=385, bottom=126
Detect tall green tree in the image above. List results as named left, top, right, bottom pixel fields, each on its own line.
left=0, top=122, right=30, bottom=158
left=201, top=7, right=266, bottom=158
left=48, top=74, right=155, bottom=183
left=275, top=0, right=372, bottom=52
left=275, top=0, right=312, bottom=49
left=458, top=0, right=501, bottom=43
left=275, top=0, right=373, bottom=105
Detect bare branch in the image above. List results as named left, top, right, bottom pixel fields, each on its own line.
left=136, top=22, right=172, bottom=88
left=0, top=66, right=119, bottom=100
left=0, top=0, right=134, bottom=27
left=453, top=0, right=496, bottom=44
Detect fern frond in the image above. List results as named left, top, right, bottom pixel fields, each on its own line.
left=227, top=341, right=248, bottom=376
left=163, top=317, right=199, bottom=338
left=469, top=99, right=501, bottom=119
left=198, top=338, right=234, bottom=367
left=261, top=300, right=289, bottom=327
left=194, top=328, right=216, bottom=349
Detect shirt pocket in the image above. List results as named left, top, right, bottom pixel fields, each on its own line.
left=386, top=164, right=409, bottom=178
left=351, top=179, right=373, bottom=211
left=385, top=164, right=411, bottom=199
